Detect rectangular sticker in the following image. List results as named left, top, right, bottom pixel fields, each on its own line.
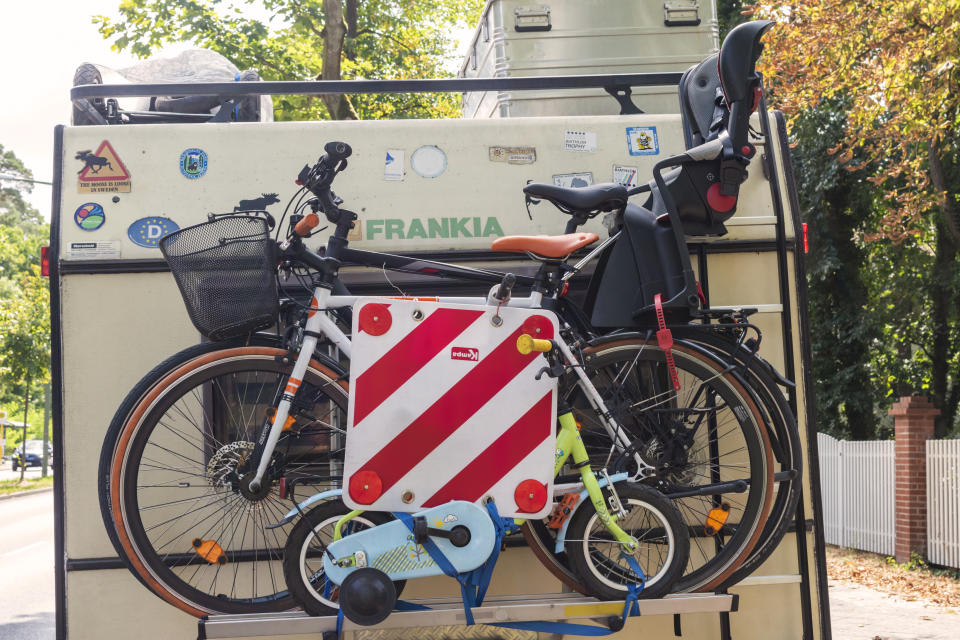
left=384, top=149, right=404, bottom=180
left=626, top=126, right=659, bottom=156
left=76, top=140, right=132, bottom=193
left=65, top=241, right=121, bottom=260
left=552, top=172, right=594, bottom=188
left=488, top=146, right=537, bottom=165
left=613, top=165, right=639, bottom=188
left=564, top=130, right=598, bottom=153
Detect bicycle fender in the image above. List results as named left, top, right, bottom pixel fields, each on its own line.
left=270, top=488, right=343, bottom=529
left=554, top=472, right=628, bottom=553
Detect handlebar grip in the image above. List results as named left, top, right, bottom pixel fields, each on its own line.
left=324, top=141, right=352, bottom=162
left=517, top=334, right=553, bottom=355
left=294, top=213, right=320, bottom=237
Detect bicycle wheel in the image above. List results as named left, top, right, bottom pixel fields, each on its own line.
left=526, top=338, right=773, bottom=594
left=565, top=483, right=689, bottom=600
left=672, top=328, right=803, bottom=588
left=105, top=343, right=348, bottom=616
left=283, top=499, right=405, bottom=616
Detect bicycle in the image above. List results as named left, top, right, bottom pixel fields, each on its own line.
left=281, top=332, right=691, bottom=618
left=97, top=20, right=791, bottom=617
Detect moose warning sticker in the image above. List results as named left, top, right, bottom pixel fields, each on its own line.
left=76, top=141, right=131, bottom=193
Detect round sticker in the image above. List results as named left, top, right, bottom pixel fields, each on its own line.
left=410, top=145, right=447, bottom=178
left=74, top=202, right=106, bottom=231
left=180, top=148, right=208, bottom=179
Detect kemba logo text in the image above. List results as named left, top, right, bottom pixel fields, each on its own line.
left=451, top=347, right=480, bottom=362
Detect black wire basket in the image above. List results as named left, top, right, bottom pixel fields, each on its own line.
left=160, top=214, right=279, bottom=341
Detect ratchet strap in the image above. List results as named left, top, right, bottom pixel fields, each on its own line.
left=654, top=294, right=681, bottom=391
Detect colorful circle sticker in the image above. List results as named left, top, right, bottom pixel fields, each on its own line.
left=74, top=202, right=105, bottom=231
left=180, top=148, right=208, bottom=179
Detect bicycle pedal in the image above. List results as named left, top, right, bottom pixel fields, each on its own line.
left=546, top=493, right=579, bottom=530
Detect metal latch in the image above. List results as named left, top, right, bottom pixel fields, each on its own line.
left=664, top=1, right=701, bottom=27
left=515, top=6, right=551, bottom=32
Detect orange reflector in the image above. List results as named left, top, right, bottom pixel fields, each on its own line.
left=192, top=538, right=227, bottom=564
left=704, top=503, right=730, bottom=536
left=515, top=479, right=548, bottom=513
left=349, top=470, right=383, bottom=505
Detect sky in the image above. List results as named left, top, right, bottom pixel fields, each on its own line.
left=0, top=1, right=181, bottom=219
left=0, top=1, right=474, bottom=222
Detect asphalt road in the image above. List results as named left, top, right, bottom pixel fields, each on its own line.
left=0, top=491, right=55, bottom=640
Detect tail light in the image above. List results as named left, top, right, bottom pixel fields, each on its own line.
left=41, top=246, right=50, bottom=277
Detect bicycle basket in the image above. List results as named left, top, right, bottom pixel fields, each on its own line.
left=160, top=214, right=279, bottom=341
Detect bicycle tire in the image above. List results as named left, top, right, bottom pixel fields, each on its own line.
left=671, top=328, right=803, bottom=588
left=524, top=338, right=773, bottom=593
left=98, top=335, right=294, bottom=580
left=106, top=344, right=348, bottom=616
left=565, top=483, right=690, bottom=600
left=282, top=499, right=405, bottom=616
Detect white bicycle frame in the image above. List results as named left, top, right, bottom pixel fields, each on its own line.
left=248, top=284, right=655, bottom=490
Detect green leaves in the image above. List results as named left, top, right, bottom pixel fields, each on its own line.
left=94, top=0, right=485, bottom=120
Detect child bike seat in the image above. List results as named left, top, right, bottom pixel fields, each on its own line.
left=523, top=182, right=627, bottom=214
left=491, top=232, right=599, bottom=258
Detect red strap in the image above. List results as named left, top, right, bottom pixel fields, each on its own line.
left=696, top=281, right=707, bottom=307
left=654, top=294, right=681, bottom=392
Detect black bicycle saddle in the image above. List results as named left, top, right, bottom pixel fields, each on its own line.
left=523, top=182, right=628, bottom=214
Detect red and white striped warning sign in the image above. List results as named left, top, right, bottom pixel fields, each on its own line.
left=342, top=299, right=558, bottom=518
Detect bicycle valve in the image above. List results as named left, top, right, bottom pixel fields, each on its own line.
left=517, top=334, right=552, bottom=354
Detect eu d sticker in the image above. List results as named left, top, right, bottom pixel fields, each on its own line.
left=74, top=203, right=106, bottom=231
left=626, top=126, right=659, bottom=156
left=128, top=216, right=180, bottom=248
left=180, top=148, right=208, bottom=178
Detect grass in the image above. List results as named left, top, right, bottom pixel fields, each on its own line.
left=0, top=475, right=54, bottom=496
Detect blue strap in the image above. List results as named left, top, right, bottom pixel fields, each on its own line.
left=393, top=512, right=460, bottom=579
left=232, top=72, right=241, bottom=120
left=335, top=607, right=344, bottom=637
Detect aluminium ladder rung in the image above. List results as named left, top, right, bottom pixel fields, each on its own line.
left=198, top=592, right=738, bottom=639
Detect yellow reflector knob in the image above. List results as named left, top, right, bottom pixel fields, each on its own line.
left=704, top=503, right=731, bottom=536
left=517, top=334, right=552, bottom=354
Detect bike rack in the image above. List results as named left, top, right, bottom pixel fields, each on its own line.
left=197, top=592, right=737, bottom=639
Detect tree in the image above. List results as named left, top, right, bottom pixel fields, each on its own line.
left=1, top=144, right=43, bottom=228
left=750, top=0, right=960, bottom=436
left=95, top=0, right=485, bottom=121
left=0, top=266, right=51, bottom=480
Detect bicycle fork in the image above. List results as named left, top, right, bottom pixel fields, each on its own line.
left=555, top=411, right=637, bottom=551
left=248, top=287, right=350, bottom=492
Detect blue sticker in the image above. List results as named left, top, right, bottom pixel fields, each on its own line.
left=74, top=202, right=106, bottom=231
left=128, top=216, right=180, bottom=248
left=626, top=126, right=660, bottom=156
left=180, top=148, right=208, bottom=178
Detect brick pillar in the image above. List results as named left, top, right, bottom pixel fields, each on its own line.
left=890, top=396, right=938, bottom=563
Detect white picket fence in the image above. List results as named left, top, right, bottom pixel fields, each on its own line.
left=927, top=439, right=960, bottom=568
left=817, top=433, right=896, bottom=555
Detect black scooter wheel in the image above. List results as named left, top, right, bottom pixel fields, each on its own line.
left=338, top=568, right=397, bottom=626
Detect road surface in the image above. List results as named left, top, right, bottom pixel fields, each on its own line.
left=0, top=490, right=55, bottom=640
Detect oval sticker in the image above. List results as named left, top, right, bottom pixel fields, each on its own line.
left=128, top=216, right=180, bottom=248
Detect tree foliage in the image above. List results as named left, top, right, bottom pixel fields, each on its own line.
left=747, top=0, right=960, bottom=436
left=0, top=145, right=49, bottom=424
left=95, top=0, right=485, bottom=120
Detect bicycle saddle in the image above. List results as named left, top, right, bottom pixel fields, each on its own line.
left=491, top=232, right=599, bottom=258
left=524, top=182, right=628, bottom=214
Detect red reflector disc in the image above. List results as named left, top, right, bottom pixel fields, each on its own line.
left=521, top=315, right=554, bottom=340
left=358, top=303, right=392, bottom=336
left=706, top=183, right=737, bottom=213
left=514, top=479, right=548, bottom=513
left=349, top=470, right=383, bottom=505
